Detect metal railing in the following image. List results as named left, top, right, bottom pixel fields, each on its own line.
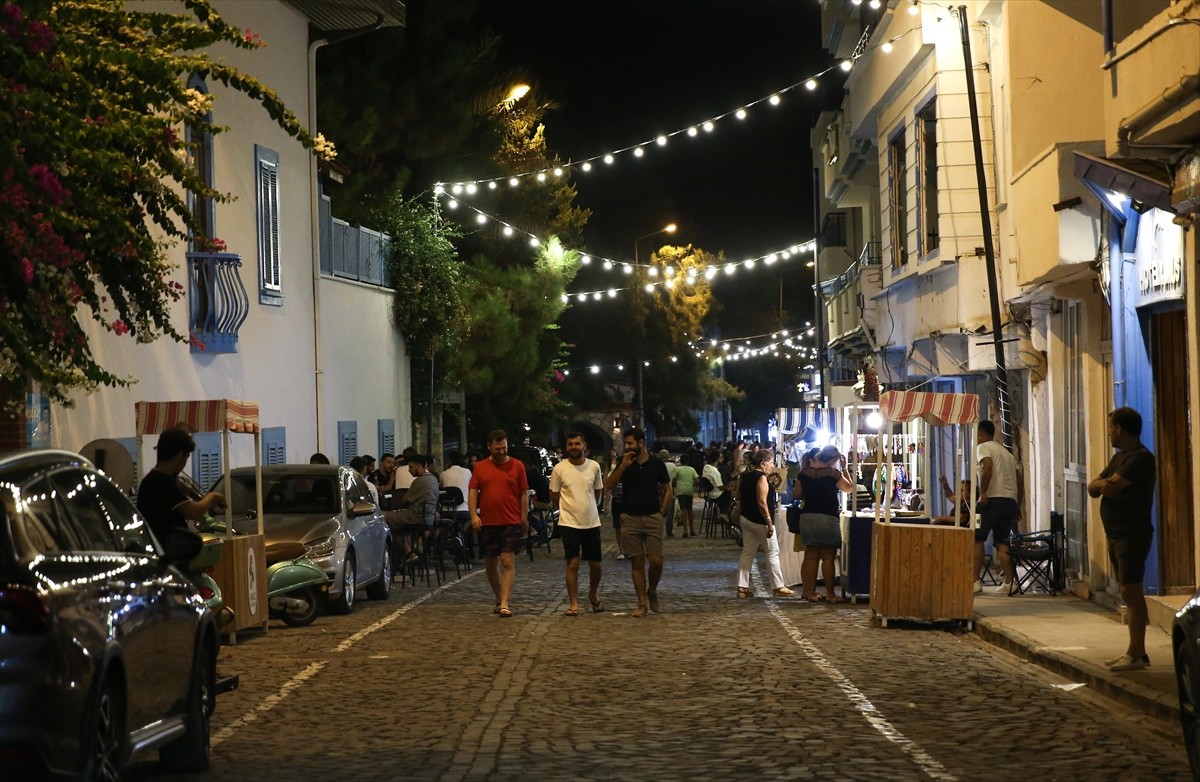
left=821, top=241, right=881, bottom=297
left=187, top=251, right=249, bottom=353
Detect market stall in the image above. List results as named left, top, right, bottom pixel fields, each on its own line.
left=869, top=390, right=978, bottom=627
left=136, top=399, right=267, bottom=642
left=774, top=407, right=836, bottom=587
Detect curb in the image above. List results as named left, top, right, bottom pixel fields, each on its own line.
left=974, top=615, right=1180, bottom=724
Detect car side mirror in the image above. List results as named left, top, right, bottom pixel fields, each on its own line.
left=350, top=501, right=377, bottom=518
left=160, top=528, right=203, bottom=566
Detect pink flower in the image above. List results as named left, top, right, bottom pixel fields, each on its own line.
left=20, top=256, right=33, bottom=283
left=111, top=319, right=129, bottom=336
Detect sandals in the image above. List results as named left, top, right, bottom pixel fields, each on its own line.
left=590, top=600, right=606, bottom=613
left=803, top=593, right=824, bottom=602
left=631, top=605, right=649, bottom=618
left=565, top=607, right=579, bottom=617
left=736, top=587, right=752, bottom=599
left=497, top=606, right=512, bottom=618
left=826, top=594, right=846, bottom=604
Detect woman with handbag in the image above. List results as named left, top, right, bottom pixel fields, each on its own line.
left=794, top=445, right=855, bottom=602
left=735, top=450, right=795, bottom=598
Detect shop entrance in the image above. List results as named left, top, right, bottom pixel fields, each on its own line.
left=1151, top=307, right=1195, bottom=594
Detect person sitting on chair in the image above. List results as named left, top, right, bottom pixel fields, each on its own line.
left=388, top=454, right=438, bottom=564
left=932, top=476, right=972, bottom=526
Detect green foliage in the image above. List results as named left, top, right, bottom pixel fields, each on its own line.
left=378, top=196, right=463, bottom=359
left=0, top=0, right=325, bottom=406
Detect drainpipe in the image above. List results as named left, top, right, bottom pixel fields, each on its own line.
left=307, top=16, right=385, bottom=453
left=1100, top=0, right=1113, bottom=58
left=1116, top=73, right=1200, bottom=157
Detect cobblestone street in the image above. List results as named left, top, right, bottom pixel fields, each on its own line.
left=134, top=530, right=1191, bottom=782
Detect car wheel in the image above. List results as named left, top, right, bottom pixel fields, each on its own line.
left=82, top=675, right=126, bottom=782
left=1177, top=642, right=1200, bottom=776
left=366, top=546, right=391, bottom=600
left=280, top=586, right=320, bottom=627
left=160, top=640, right=214, bottom=772
left=329, top=550, right=356, bottom=614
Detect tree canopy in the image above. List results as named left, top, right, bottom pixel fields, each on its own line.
left=0, top=0, right=326, bottom=406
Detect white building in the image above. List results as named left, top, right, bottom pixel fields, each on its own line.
left=44, top=0, right=412, bottom=487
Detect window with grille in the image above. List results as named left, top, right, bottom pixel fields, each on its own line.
left=916, top=99, right=939, bottom=256
left=337, top=421, right=358, bottom=467
left=262, top=426, right=286, bottom=466
left=378, top=419, right=395, bottom=458
left=255, top=145, right=282, bottom=305
left=888, top=128, right=909, bottom=268
left=192, top=432, right=224, bottom=491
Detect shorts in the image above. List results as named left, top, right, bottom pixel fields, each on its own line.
left=478, top=524, right=524, bottom=558
left=619, top=513, right=664, bottom=559
left=797, top=512, right=841, bottom=549
left=560, top=526, right=603, bottom=562
left=1107, top=529, right=1153, bottom=585
left=611, top=501, right=622, bottom=529
left=676, top=494, right=693, bottom=508
left=976, top=497, right=1018, bottom=545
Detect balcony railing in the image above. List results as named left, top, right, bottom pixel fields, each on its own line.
left=187, top=251, right=249, bottom=353
left=820, top=241, right=881, bottom=298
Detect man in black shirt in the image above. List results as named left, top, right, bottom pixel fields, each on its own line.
left=136, top=427, right=225, bottom=546
left=604, top=428, right=672, bottom=617
left=1088, top=407, right=1156, bottom=673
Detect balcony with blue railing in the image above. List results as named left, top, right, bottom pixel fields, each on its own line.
left=187, top=251, right=249, bottom=353
left=821, top=241, right=882, bottom=358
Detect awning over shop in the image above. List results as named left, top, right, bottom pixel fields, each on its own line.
left=776, top=407, right=837, bottom=436
left=1074, top=151, right=1173, bottom=214
left=135, top=399, right=261, bottom=436
left=880, top=390, right=978, bottom=426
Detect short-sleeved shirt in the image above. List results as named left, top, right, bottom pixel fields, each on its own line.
left=137, top=468, right=189, bottom=542
left=702, top=464, right=724, bottom=498
left=674, top=464, right=697, bottom=496
left=619, top=454, right=671, bottom=515
left=441, top=465, right=472, bottom=512
left=550, top=459, right=603, bottom=529
left=1099, top=444, right=1156, bottom=537
left=976, top=440, right=1019, bottom=500
left=470, top=457, right=529, bottom=526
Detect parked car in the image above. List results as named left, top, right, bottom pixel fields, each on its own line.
left=216, top=465, right=391, bottom=614
left=0, top=449, right=220, bottom=780
left=1173, top=590, right=1200, bottom=777
left=652, top=436, right=696, bottom=461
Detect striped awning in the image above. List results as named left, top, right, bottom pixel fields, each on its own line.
left=776, top=407, right=837, bottom=436
left=879, top=390, right=978, bottom=426
left=135, top=399, right=261, bottom=436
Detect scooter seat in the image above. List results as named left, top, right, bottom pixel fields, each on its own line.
left=264, top=540, right=307, bottom=565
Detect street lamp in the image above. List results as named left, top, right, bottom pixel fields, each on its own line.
left=634, top=223, right=677, bottom=265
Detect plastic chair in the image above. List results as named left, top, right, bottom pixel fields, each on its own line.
left=1007, top=512, right=1065, bottom=595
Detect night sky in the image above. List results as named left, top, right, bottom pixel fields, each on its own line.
left=477, top=0, right=842, bottom=332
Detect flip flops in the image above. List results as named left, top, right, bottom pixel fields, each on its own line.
left=498, top=606, right=512, bottom=618
left=590, top=601, right=606, bottom=613
left=565, top=607, right=579, bottom=616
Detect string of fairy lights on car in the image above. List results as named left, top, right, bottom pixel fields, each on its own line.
left=433, top=194, right=815, bottom=301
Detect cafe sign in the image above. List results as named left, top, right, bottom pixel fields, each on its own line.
left=1135, top=210, right=1185, bottom=308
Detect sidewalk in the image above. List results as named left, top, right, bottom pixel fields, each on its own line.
left=972, top=589, right=1180, bottom=723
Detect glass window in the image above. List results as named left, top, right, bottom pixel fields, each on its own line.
left=48, top=470, right=119, bottom=552
left=10, top=476, right=85, bottom=561
left=888, top=129, right=909, bottom=268
left=91, top=471, right=158, bottom=556
left=916, top=100, right=939, bottom=255
left=255, top=144, right=282, bottom=305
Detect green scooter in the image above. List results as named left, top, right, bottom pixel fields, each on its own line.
left=186, top=530, right=234, bottom=627
left=263, top=541, right=328, bottom=627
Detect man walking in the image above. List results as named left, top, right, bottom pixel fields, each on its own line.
left=469, top=430, right=529, bottom=617
left=550, top=432, right=605, bottom=615
left=1088, top=407, right=1156, bottom=672
left=975, top=420, right=1021, bottom=594
left=605, top=428, right=672, bottom=617
left=659, top=450, right=678, bottom=536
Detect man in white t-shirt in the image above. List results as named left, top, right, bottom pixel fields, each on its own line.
left=550, top=432, right=605, bottom=615
left=975, top=420, right=1022, bottom=594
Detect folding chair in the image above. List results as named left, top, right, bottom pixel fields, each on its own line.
left=1007, top=512, right=1065, bottom=595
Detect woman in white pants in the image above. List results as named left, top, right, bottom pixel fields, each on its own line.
left=736, top=451, right=795, bottom=597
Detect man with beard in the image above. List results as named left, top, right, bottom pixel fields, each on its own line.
left=469, top=430, right=529, bottom=617
left=550, top=432, right=605, bottom=615
left=604, top=428, right=672, bottom=617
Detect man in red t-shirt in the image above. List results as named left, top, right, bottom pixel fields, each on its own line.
left=469, top=429, right=530, bottom=617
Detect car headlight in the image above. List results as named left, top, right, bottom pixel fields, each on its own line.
left=305, top=537, right=334, bottom=558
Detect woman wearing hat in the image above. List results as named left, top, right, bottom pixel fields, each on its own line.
left=794, top=445, right=855, bottom=602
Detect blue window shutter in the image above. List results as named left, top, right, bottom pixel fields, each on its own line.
left=114, top=437, right=139, bottom=495
left=192, top=432, right=224, bottom=491
left=255, top=144, right=282, bottom=305
left=378, top=419, right=395, bottom=457
left=337, top=421, right=357, bottom=466
left=262, top=426, right=286, bottom=465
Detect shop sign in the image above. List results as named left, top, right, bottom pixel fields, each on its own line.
left=1135, top=211, right=1185, bottom=308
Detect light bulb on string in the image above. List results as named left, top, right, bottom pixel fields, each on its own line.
left=725, top=265, right=736, bottom=275
left=908, top=0, right=919, bottom=14
left=581, top=254, right=591, bottom=264
left=476, top=213, right=487, bottom=225
left=623, top=264, right=632, bottom=274
left=536, top=172, right=546, bottom=182
left=643, top=283, right=654, bottom=292
left=452, top=185, right=463, bottom=195
left=488, top=181, right=497, bottom=190
left=509, top=177, right=519, bottom=187
left=581, top=162, right=592, bottom=172
left=603, top=259, right=613, bottom=270
left=502, top=225, right=513, bottom=236
left=881, top=41, right=894, bottom=54
left=665, top=279, right=675, bottom=289
left=805, top=79, right=817, bottom=90
left=703, top=121, right=715, bottom=132
left=633, top=147, right=645, bottom=158
left=769, top=94, right=781, bottom=106
left=466, top=184, right=477, bottom=194
left=687, top=126, right=698, bottom=137
left=656, top=135, right=668, bottom=146
left=840, top=60, right=853, bottom=72
left=648, top=267, right=658, bottom=277
left=607, top=289, right=616, bottom=298
left=592, top=292, right=602, bottom=301
left=745, top=259, right=755, bottom=269
left=529, top=237, right=539, bottom=247
left=604, top=154, right=615, bottom=165
left=735, top=108, right=747, bottom=120
left=434, top=184, right=445, bottom=195
left=553, top=167, right=563, bottom=177
left=447, top=199, right=458, bottom=209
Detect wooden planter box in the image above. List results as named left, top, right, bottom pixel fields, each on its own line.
left=870, top=521, right=974, bottom=626
left=210, top=533, right=269, bottom=643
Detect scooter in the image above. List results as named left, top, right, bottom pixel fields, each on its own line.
left=263, top=541, right=328, bottom=628
left=185, top=530, right=235, bottom=628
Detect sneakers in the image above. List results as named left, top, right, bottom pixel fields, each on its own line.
left=973, top=580, right=984, bottom=594
left=773, top=586, right=796, bottom=597
left=993, top=581, right=1014, bottom=594
left=1106, top=653, right=1149, bottom=671
left=616, top=553, right=625, bottom=560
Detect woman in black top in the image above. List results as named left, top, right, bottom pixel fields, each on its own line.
left=735, top=451, right=794, bottom=598
left=793, top=445, right=855, bottom=602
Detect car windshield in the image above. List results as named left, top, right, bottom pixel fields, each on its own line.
left=225, top=473, right=340, bottom=516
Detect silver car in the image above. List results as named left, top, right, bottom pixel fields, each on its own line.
left=218, top=465, right=391, bottom=614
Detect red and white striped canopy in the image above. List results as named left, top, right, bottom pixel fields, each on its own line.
left=135, top=399, right=260, bottom=436
left=879, top=390, right=978, bottom=426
